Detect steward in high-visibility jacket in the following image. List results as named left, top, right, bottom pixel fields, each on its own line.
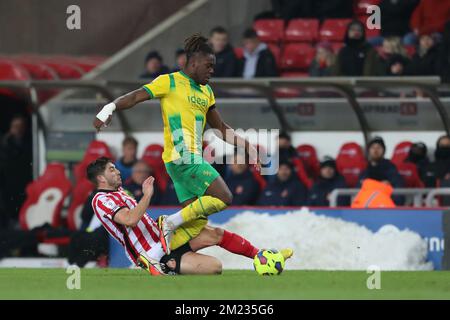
left=351, top=178, right=396, bottom=208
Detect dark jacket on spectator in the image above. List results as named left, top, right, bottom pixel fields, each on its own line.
left=237, top=45, right=278, bottom=78
left=423, top=145, right=450, bottom=187
left=334, top=21, right=383, bottom=76
left=405, top=45, right=439, bottom=76
left=380, top=0, right=419, bottom=37
left=139, top=65, right=170, bottom=79
left=308, top=174, right=348, bottom=207
left=213, top=44, right=238, bottom=77
left=382, top=54, right=410, bottom=76
left=225, top=169, right=260, bottom=205
left=257, top=175, right=307, bottom=206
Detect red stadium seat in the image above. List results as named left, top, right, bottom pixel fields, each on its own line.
left=359, top=17, right=381, bottom=38
left=73, top=140, right=114, bottom=182
left=267, top=43, right=281, bottom=68
left=336, top=142, right=367, bottom=187
left=234, top=47, right=244, bottom=60
left=319, top=19, right=352, bottom=42
left=67, top=178, right=95, bottom=230
left=0, top=60, right=30, bottom=98
left=354, top=0, right=381, bottom=16
left=292, top=157, right=313, bottom=189
left=19, top=163, right=72, bottom=230
left=396, top=162, right=424, bottom=188
left=40, top=60, right=84, bottom=79
left=297, top=144, right=320, bottom=179
left=285, top=19, right=319, bottom=42
left=253, top=19, right=284, bottom=43
left=142, top=144, right=168, bottom=192
left=330, top=42, right=345, bottom=54
left=280, top=43, right=316, bottom=70
left=391, top=141, right=412, bottom=166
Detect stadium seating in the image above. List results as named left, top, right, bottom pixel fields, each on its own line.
left=142, top=144, right=168, bottom=192
left=319, top=19, right=353, bottom=42
left=285, top=19, right=320, bottom=43
left=253, top=19, right=284, bottom=43
left=336, top=142, right=367, bottom=187
left=292, top=157, right=313, bottom=189
left=280, top=43, right=316, bottom=71
left=330, top=42, right=345, bottom=54
left=19, top=163, right=72, bottom=230
left=67, top=178, right=95, bottom=230
left=359, top=16, right=381, bottom=39
left=0, top=60, right=30, bottom=98
left=73, top=140, right=114, bottom=182
left=391, top=141, right=413, bottom=166
left=354, top=0, right=381, bottom=16
left=296, top=144, right=320, bottom=179
left=396, top=162, right=424, bottom=188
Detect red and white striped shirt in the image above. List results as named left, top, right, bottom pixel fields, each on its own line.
left=91, top=187, right=165, bottom=265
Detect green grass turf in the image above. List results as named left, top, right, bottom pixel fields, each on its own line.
left=0, top=269, right=449, bottom=300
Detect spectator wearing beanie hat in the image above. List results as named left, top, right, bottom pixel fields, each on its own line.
left=309, top=41, right=336, bottom=77
left=358, top=136, right=404, bottom=204
left=140, top=50, right=170, bottom=79
left=307, top=157, right=348, bottom=207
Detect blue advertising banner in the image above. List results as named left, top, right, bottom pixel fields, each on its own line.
left=109, top=207, right=444, bottom=269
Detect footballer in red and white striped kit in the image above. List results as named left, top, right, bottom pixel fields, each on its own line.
left=92, top=187, right=165, bottom=267
left=87, top=157, right=224, bottom=276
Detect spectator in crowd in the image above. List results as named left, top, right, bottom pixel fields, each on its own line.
left=375, top=0, right=419, bottom=46
left=140, top=50, right=169, bottom=79
left=405, top=142, right=430, bottom=185
left=424, top=135, right=450, bottom=187
left=309, top=41, right=336, bottom=77
left=333, top=20, right=382, bottom=76
left=351, top=165, right=396, bottom=208
left=257, top=160, right=307, bottom=206
left=209, top=26, right=238, bottom=77
left=437, top=20, right=450, bottom=83
left=308, top=157, right=347, bottom=207
left=171, top=48, right=187, bottom=73
left=237, top=28, right=278, bottom=78
left=379, top=37, right=410, bottom=76
left=0, top=114, right=32, bottom=228
left=225, top=153, right=260, bottom=205
left=123, top=160, right=160, bottom=204
left=115, top=136, right=138, bottom=182
left=405, top=33, right=439, bottom=76
left=358, top=137, right=404, bottom=204
left=404, top=0, right=450, bottom=45
left=277, top=131, right=298, bottom=163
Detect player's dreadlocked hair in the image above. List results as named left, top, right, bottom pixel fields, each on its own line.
left=184, top=33, right=213, bottom=62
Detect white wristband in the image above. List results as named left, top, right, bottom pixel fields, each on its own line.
left=96, top=102, right=116, bottom=122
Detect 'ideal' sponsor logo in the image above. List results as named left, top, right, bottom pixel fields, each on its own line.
left=188, top=95, right=207, bottom=108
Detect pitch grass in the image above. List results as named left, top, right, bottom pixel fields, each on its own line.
left=0, top=269, right=449, bottom=300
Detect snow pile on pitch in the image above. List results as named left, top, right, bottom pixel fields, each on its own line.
left=199, top=208, right=432, bottom=270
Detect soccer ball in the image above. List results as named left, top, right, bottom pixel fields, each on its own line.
left=253, top=249, right=285, bottom=275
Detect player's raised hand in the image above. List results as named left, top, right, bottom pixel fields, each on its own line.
left=93, top=115, right=112, bottom=132
left=142, top=176, right=155, bottom=197
left=94, top=102, right=116, bottom=132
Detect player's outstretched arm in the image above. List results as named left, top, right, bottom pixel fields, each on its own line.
left=113, top=176, right=154, bottom=228
left=206, top=107, right=261, bottom=170
left=93, top=88, right=149, bottom=132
